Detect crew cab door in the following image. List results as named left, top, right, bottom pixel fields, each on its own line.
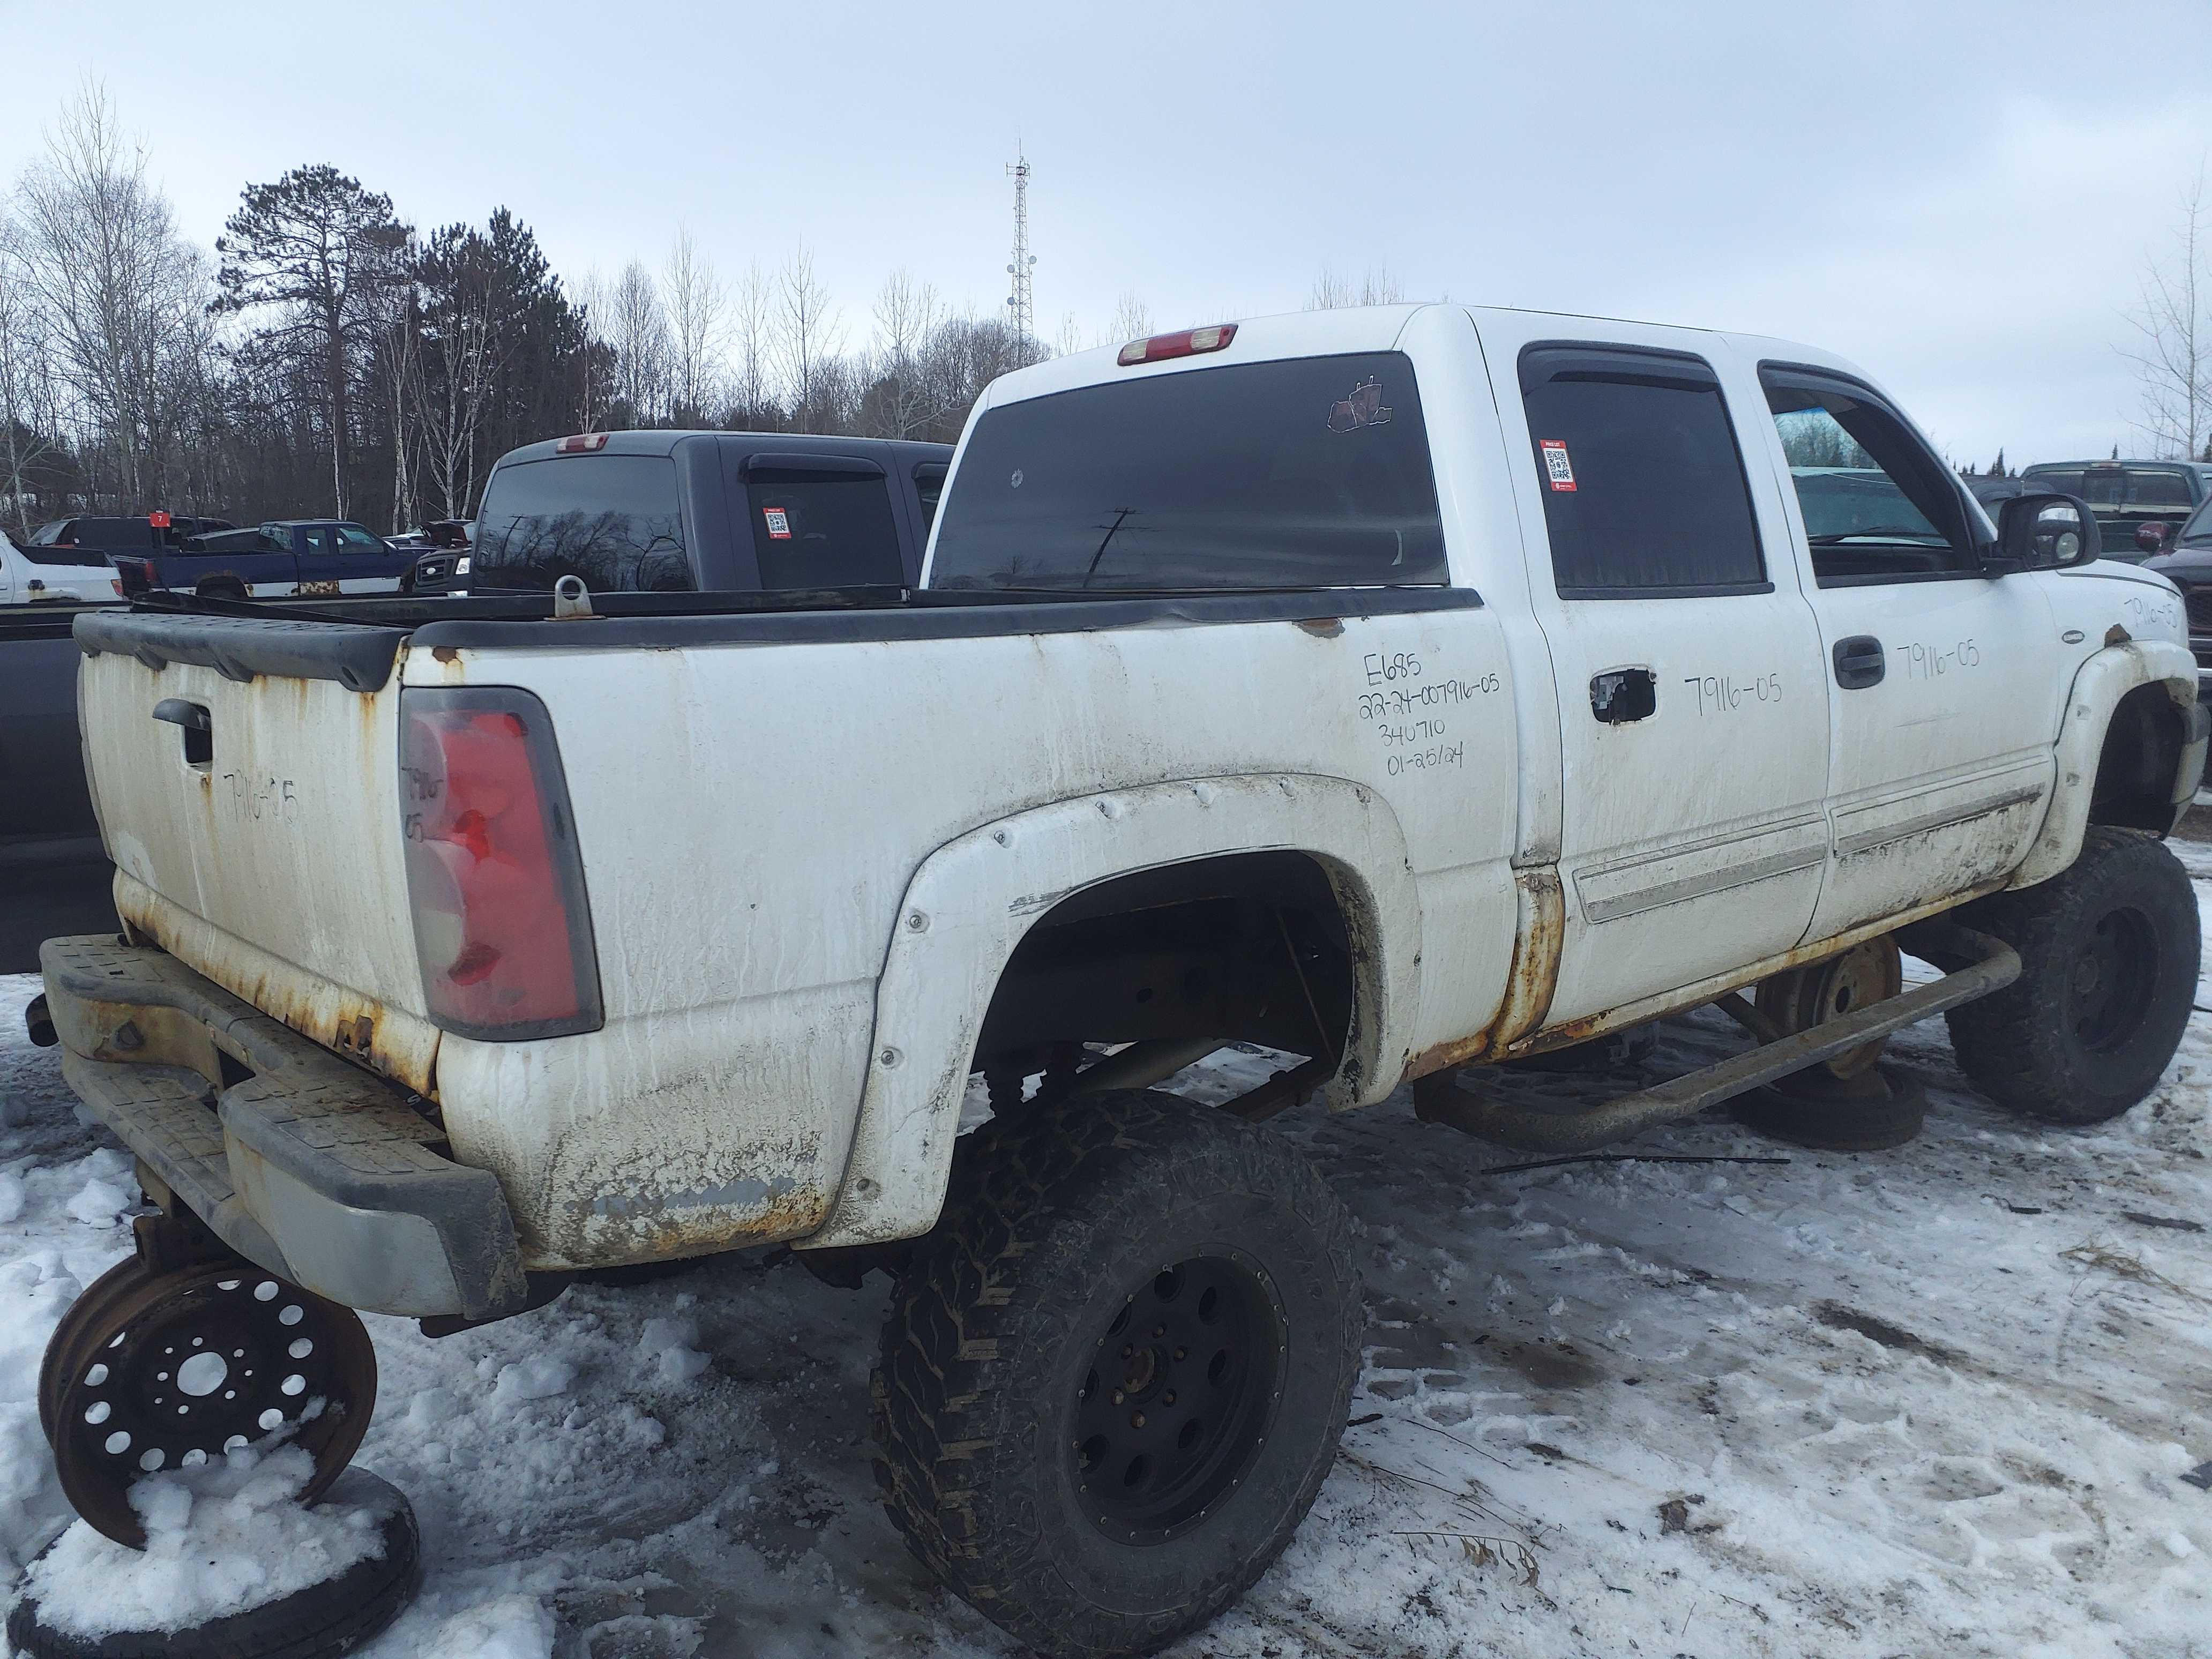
left=1478, top=322, right=1832, bottom=1023
left=1748, top=362, right=2061, bottom=937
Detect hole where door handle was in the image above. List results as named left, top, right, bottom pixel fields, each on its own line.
left=1590, top=667, right=1657, bottom=724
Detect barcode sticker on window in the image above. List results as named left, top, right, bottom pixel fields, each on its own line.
left=764, top=507, right=792, bottom=539
left=1541, top=440, right=1576, bottom=492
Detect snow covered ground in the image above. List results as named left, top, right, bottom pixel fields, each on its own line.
left=4, top=857, right=2210, bottom=1659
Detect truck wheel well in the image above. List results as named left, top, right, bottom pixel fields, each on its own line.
left=195, top=574, right=248, bottom=601
left=972, top=850, right=1358, bottom=1109
left=2088, top=682, right=2184, bottom=834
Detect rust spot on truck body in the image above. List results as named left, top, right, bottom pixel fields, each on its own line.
left=1494, top=878, right=2008, bottom=1063
left=116, top=883, right=438, bottom=1097
left=1406, top=867, right=1564, bottom=1081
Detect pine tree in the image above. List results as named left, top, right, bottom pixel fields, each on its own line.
left=214, top=166, right=410, bottom=516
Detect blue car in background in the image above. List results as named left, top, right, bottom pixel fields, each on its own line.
left=109, top=519, right=414, bottom=601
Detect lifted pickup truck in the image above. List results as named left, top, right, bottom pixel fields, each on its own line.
left=32, top=306, right=2205, bottom=1655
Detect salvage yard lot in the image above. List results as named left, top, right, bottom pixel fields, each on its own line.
left=5, top=860, right=2210, bottom=1658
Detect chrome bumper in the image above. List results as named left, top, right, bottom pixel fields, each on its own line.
left=38, top=936, right=527, bottom=1320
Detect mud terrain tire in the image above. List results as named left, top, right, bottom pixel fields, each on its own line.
left=872, top=1089, right=1361, bottom=1659
left=1946, top=827, right=2198, bottom=1124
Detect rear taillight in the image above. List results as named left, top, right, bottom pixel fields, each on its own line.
left=400, top=687, right=601, bottom=1040
left=555, top=432, right=610, bottom=453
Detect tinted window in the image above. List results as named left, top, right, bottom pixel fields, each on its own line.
left=744, top=472, right=903, bottom=588
left=931, top=352, right=1445, bottom=592
left=2024, top=467, right=2086, bottom=496
left=914, top=464, right=946, bottom=531
left=1521, top=347, right=1765, bottom=595
left=336, top=524, right=387, bottom=555
left=1762, top=369, right=1974, bottom=582
left=2127, top=469, right=2194, bottom=509
left=473, top=455, right=692, bottom=592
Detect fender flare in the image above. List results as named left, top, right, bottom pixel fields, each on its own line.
left=799, top=773, right=1421, bottom=1249
left=2011, top=638, right=2200, bottom=888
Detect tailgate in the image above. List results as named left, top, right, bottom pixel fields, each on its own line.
left=73, top=610, right=439, bottom=1090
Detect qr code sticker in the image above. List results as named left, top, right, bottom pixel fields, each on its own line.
left=1540, top=440, right=1575, bottom=492
left=764, top=507, right=792, bottom=539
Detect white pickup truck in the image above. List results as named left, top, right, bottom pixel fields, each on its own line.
left=32, top=304, right=2206, bottom=1656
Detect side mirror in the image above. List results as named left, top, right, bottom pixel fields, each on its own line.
left=1995, top=492, right=2101, bottom=571
left=2136, top=520, right=2173, bottom=555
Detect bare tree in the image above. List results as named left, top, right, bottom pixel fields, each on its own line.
left=662, top=227, right=724, bottom=425
left=606, top=260, right=669, bottom=426
left=16, top=86, right=210, bottom=508
left=0, top=219, right=62, bottom=536
left=1306, top=264, right=1403, bottom=310
left=728, top=260, right=773, bottom=428
left=865, top=270, right=945, bottom=437
left=1109, top=292, right=1152, bottom=343
left=2125, top=164, right=2212, bottom=460
left=774, top=244, right=842, bottom=432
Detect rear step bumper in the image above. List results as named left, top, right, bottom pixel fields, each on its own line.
left=38, top=935, right=528, bottom=1320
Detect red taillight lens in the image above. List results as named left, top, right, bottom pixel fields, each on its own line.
left=555, top=432, right=610, bottom=454
left=400, top=688, right=602, bottom=1040
left=1117, top=323, right=1236, bottom=367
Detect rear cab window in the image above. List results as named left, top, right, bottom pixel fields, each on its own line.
left=734, top=457, right=904, bottom=589
left=929, top=351, right=1445, bottom=591
left=473, top=455, right=694, bottom=592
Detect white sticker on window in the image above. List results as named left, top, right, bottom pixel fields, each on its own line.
left=763, top=507, right=792, bottom=539
left=1540, top=439, right=1576, bottom=492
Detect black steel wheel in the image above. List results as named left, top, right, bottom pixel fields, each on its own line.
left=1948, top=827, right=2199, bottom=1124
left=48, top=1261, right=378, bottom=1547
left=873, top=1089, right=1361, bottom=1659
left=39, top=1254, right=155, bottom=1446
left=1071, top=1253, right=1283, bottom=1543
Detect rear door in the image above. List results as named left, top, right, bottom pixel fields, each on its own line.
left=1476, top=318, right=1832, bottom=1022
left=1751, top=361, right=2061, bottom=937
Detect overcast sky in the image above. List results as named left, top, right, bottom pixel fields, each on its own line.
left=3, top=0, right=2206, bottom=467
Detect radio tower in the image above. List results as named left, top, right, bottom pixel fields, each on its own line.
left=1005, top=148, right=1035, bottom=342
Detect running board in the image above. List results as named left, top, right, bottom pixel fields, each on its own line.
left=1415, top=922, right=2019, bottom=1154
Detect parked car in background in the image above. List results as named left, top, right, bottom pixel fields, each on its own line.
left=26, top=512, right=236, bottom=553
left=2020, top=459, right=2212, bottom=560
left=397, top=520, right=473, bottom=593
left=2140, top=495, right=2212, bottom=702
left=3, top=535, right=118, bottom=603
left=109, top=518, right=416, bottom=600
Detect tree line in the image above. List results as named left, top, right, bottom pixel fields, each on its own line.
left=0, top=90, right=1051, bottom=538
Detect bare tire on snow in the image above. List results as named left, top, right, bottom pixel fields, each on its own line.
left=5, top=1469, right=420, bottom=1659
left=871, top=1089, right=1362, bottom=1659
left=1946, top=826, right=2199, bottom=1125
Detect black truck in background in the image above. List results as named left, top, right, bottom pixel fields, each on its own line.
left=462, top=431, right=951, bottom=593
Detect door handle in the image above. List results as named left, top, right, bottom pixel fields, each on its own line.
left=1832, top=636, right=1885, bottom=690
left=151, top=698, right=210, bottom=732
